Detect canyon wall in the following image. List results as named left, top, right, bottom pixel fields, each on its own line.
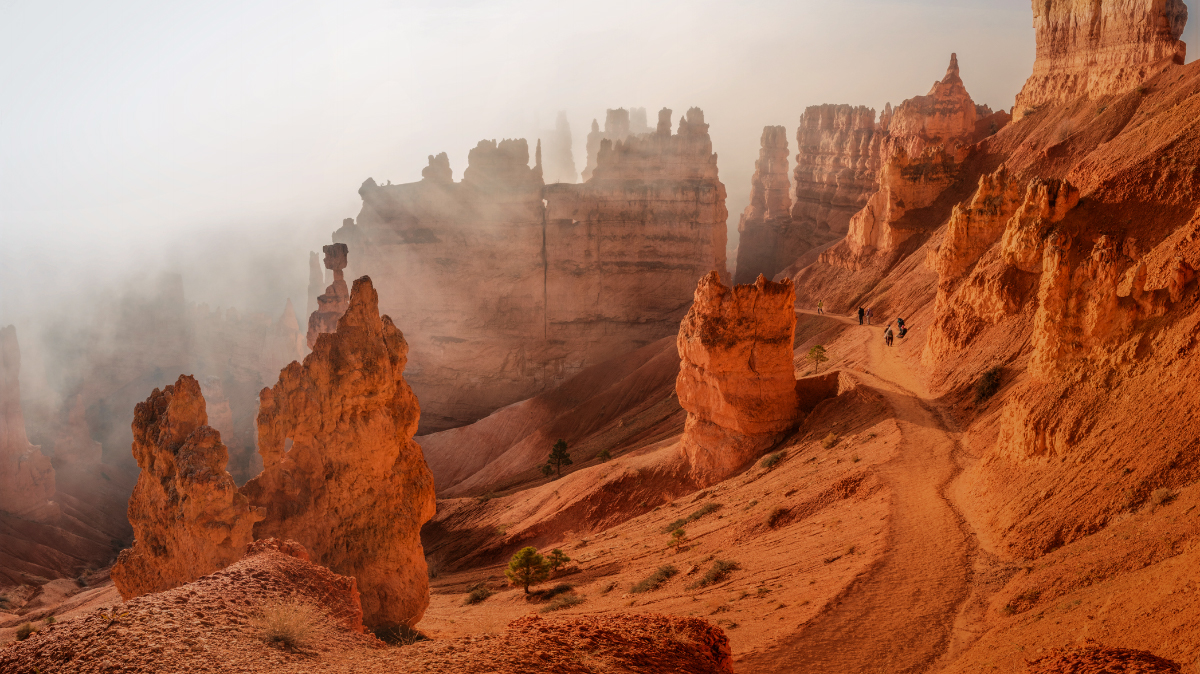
left=111, top=375, right=264, bottom=599
left=676, top=272, right=800, bottom=486
left=339, top=108, right=727, bottom=433
left=792, top=104, right=886, bottom=237
left=543, top=111, right=578, bottom=184
left=734, top=126, right=810, bottom=284
left=1014, top=0, right=1188, bottom=119
left=0, top=326, right=55, bottom=515
left=582, top=107, right=651, bottom=181
left=243, top=276, right=436, bottom=630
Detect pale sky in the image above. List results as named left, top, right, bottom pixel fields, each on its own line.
left=1, top=0, right=1193, bottom=323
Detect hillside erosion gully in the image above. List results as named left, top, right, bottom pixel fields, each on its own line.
left=742, top=310, right=980, bottom=674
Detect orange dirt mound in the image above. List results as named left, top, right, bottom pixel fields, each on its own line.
left=1026, top=641, right=1181, bottom=673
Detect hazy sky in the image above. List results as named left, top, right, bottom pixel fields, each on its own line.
left=1, top=0, right=1195, bottom=323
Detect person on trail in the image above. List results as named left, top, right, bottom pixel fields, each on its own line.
left=899, top=323, right=910, bottom=339
left=866, top=307, right=873, bottom=325
left=897, top=317, right=906, bottom=330
left=858, top=307, right=865, bottom=325
left=885, top=325, right=894, bottom=347
left=817, top=300, right=824, bottom=315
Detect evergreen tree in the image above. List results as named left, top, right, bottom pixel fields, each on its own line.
left=807, top=345, right=829, bottom=373
left=548, top=439, right=573, bottom=477
left=505, top=547, right=550, bottom=594
left=547, top=548, right=571, bottom=572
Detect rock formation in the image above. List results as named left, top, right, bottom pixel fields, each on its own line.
left=792, top=104, right=886, bottom=235
left=734, top=126, right=802, bottom=283
left=111, top=374, right=264, bottom=599
left=422, top=152, right=453, bottom=183
left=242, top=276, right=436, bottom=629
left=543, top=111, right=577, bottom=184
left=306, top=251, right=323, bottom=316
left=340, top=107, right=726, bottom=433
left=305, top=243, right=350, bottom=349
left=0, top=326, right=55, bottom=515
left=676, top=272, right=800, bottom=485
left=830, top=54, right=983, bottom=268
left=581, top=107, right=651, bottom=180
left=1014, top=0, right=1188, bottom=119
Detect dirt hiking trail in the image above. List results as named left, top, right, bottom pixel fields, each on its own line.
left=742, top=311, right=978, bottom=674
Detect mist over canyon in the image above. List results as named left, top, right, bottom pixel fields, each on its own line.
left=4, top=1, right=1200, bottom=673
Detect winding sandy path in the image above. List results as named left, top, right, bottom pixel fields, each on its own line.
left=740, top=311, right=976, bottom=674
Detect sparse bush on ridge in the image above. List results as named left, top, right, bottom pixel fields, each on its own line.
left=662, top=502, right=723, bottom=533
left=687, top=560, right=738, bottom=589
left=541, top=593, right=585, bottom=612
left=464, top=582, right=493, bottom=605
left=821, top=433, right=839, bottom=449
left=251, top=599, right=322, bottom=650
left=760, top=451, right=784, bottom=470
left=975, top=367, right=1002, bottom=404
left=766, top=507, right=788, bottom=528
left=16, top=622, right=36, bottom=641
left=631, top=565, right=679, bottom=593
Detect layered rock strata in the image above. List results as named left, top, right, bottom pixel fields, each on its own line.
left=829, top=55, right=983, bottom=269
left=305, top=243, right=350, bottom=349
left=111, top=374, right=264, bottom=599
left=340, top=108, right=727, bottom=433
left=0, top=326, right=55, bottom=514
left=243, top=276, right=436, bottom=629
left=1014, top=0, right=1188, bottom=119
left=676, top=272, right=800, bottom=485
left=792, top=104, right=886, bottom=235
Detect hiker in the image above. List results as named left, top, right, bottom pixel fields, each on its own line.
left=817, top=300, right=824, bottom=315
left=897, top=317, right=906, bottom=330
left=899, top=323, right=910, bottom=339
left=884, top=325, right=893, bottom=347
left=866, top=307, right=873, bottom=325
left=858, top=307, right=865, bottom=325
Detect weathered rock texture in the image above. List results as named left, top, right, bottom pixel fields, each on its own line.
left=828, top=55, right=985, bottom=269
left=734, top=126, right=812, bottom=284
left=0, top=325, right=55, bottom=514
left=792, top=104, right=886, bottom=236
left=543, top=111, right=577, bottom=184
left=1014, top=0, right=1188, bottom=119
left=339, top=108, right=727, bottom=433
left=676, top=272, right=800, bottom=485
left=306, top=243, right=350, bottom=349
left=582, top=107, right=651, bottom=181
left=111, top=374, right=264, bottom=599
left=242, top=276, right=436, bottom=629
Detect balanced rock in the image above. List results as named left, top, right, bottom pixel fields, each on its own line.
left=305, top=243, right=350, bottom=349
left=676, top=272, right=800, bottom=485
left=111, top=375, right=264, bottom=599
left=243, top=276, right=436, bottom=629
left=0, top=325, right=55, bottom=514
left=1014, top=0, right=1188, bottom=119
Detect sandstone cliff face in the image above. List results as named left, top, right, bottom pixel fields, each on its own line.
left=1014, top=0, right=1188, bottom=118
left=111, top=374, right=264, bottom=599
left=0, top=325, right=55, bottom=515
left=830, top=55, right=982, bottom=269
left=243, top=276, right=436, bottom=629
left=676, top=272, right=799, bottom=485
left=735, top=126, right=816, bottom=284
left=341, top=109, right=726, bottom=433
left=582, top=107, right=651, bottom=181
left=792, top=104, right=885, bottom=236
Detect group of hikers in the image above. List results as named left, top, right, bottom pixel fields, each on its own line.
left=815, top=301, right=909, bottom=347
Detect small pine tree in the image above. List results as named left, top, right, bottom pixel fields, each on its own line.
left=668, top=528, right=688, bottom=551
left=548, top=439, right=573, bottom=477
left=540, top=464, right=553, bottom=478
left=506, top=547, right=550, bottom=594
left=547, top=548, right=571, bottom=572
left=597, top=448, right=611, bottom=462
left=807, top=345, right=829, bottom=373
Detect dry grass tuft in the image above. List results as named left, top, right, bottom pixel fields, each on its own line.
left=821, top=433, right=839, bottom=449
left=251, top=599, right=323, bottom=650
left=631, top=565, right=679, bottom=593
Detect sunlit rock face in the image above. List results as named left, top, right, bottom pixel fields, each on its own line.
left=111, top=375, right=264, bottom=600
left=0, top=326, right=55, bottom=515
left=339, top=109, right=727, bottom=433
left=243, top=277, right=436, bottom=630
left=676, top=272, right=799, bottom=486
left=1014, top=0, right=1188, bottom=119
left=792, top=104, right=885, bottom=237
left=825, top=54, right=992, bottom=269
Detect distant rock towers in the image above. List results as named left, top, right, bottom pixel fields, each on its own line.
left=306, top=243, right=350, bottom=349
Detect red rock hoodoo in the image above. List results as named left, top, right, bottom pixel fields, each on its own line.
left=340, top=108, right=726, bottom=433
left=242, top=276, right=436, bottom=629
left=582, top=107, right=652, bottom=181
left=305, top=242, right=350, bottom=349
left=733, top=126, right=798, bottom=284
left=676, top=272, right=800, bottom=485
left=1014, top=0, right=1188, bottom=119
left=110, top=374, right=264, bottom=599
left=0, top=325, right=55, bottom=514
left=792, top=104, right=886, bottom=237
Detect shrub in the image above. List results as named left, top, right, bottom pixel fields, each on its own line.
left=373, top=624, right=429, bottom=646
left=821, top=433, right=839, bottom=449
left=597, top=448, right=612, bottom=462
left=668, top=528, right=689, bottom=551
left=251, top=599, right=322, bottom=650
left=760, top=451, right=784, bottom=470
left=766, top=507, right=788, bottom=528
left=464, top=582, right=493, bottom=605
left=975, top=367, right=1002, bottom=403
left=688, top=560, right=738, bottom=589
left=631, top=565, right=679, bottom=593
left=15, top=622, right=36, bottom=641
left=662, top=502, right=723, bottom=533
left=43, top=615, right=56, bottom=625
left=506, top=547, right=551, bottom=594
left=807, top=345, right=829, bottom=373
left=542, top=593, right=585, bottom=613
left=547, top=548, right=571, bottom=572
left=1151, top=488, right=1177, bottom=506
